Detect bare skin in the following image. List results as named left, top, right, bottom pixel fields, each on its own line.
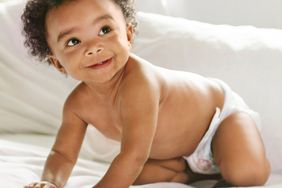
left=24, top=0, right=270, bottom=188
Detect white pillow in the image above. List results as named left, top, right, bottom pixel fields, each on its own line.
left=0, top=0, right=77, bottom=134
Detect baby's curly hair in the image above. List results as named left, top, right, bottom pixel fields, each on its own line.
left=21, top=0, right=137, bottom=63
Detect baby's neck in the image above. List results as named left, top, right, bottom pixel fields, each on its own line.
left=84, top=64, right=127, bottom=102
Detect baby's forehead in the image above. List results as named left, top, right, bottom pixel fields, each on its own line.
left=45, top=0, right=126, bottom=39
left=47, top=0, right=124, bottom=20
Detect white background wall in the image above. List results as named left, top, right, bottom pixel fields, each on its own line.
left=136, top=0, right=282, bottom=29
left=1, top=0, right=280, bottom=29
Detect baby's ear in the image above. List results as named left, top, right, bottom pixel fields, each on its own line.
left=47, top=55, right=67, bottom=74
left=126, top=24, right=134, bottom=46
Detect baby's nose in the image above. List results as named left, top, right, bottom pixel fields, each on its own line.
left=85, top=46, right=103, bottom=56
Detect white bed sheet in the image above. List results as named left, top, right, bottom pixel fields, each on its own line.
left=0, top=137, right=198, bottom=188
left=1, top=135, right=282, bottom=188
left=0, top=138, right=106, bottom=188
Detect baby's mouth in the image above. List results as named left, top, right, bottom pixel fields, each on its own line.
left=87, top=58, right=112, bottom=69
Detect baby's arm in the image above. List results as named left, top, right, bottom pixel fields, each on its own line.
left=26, top=98, right=88, bottom=188
left=94, top=75, right=160, bottom=188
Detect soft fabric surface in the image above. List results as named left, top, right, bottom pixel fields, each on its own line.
left=1, top=0, right=282, bottom=187
left=0, top=139, right=112, bottom=188
left=0, top=138, right=281, bottom=188
left=0, top=139, right=198, bottom=188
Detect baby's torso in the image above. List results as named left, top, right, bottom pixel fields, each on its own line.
left=149, top=67, right=224, bottom=159
left=75, top=56, right=225, bottom=160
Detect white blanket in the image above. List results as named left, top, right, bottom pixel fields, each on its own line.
left=0, top=139, right=199, bottom=188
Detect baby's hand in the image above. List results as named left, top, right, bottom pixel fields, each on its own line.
left=24, top=181, right=57, bottom=188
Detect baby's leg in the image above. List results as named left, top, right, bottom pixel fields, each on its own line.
left=212, top=112, right=270, bottom=186
left=133, top=157, right=221, bottom=185
left=133, top=157, right=188, bottom=185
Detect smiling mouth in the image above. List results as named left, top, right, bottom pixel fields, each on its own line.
left=87, top=58, right=112, bottom=69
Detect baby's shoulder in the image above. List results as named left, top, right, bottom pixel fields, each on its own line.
left=122, top=56, right=159, bottom=89
left=63, top=82, right=89, bottom=109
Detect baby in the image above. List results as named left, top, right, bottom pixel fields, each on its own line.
left=22, top=0, right=270, bottom=187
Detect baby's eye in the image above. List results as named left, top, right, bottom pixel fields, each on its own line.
left=66, top=38, right=80, bottom=47
left=98, top=26, right=111, bottom=36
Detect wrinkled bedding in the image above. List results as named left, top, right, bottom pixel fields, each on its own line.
left=0, top=138, right=199, bottom=188
left=1, top=137, right=282, bottom=188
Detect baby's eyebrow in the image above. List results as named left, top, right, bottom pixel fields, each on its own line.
left=57, top=14, right=114, bottom=42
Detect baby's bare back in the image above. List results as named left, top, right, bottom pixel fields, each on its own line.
left=73, top=57, right=224, bottom=160
left=149, top=67, right=224, bottom=159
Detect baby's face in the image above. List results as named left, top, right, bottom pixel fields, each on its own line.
left=45, top=0, right=133, bottom=83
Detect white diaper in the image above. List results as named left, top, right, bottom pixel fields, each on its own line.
left=184, top=79, right=261, bottom=174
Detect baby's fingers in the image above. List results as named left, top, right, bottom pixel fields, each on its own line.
left=24, top=182, right=37, bottom=188
left=24, top=181, right=57, bottom=188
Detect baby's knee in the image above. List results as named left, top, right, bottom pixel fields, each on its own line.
left=221, top=159, right=270, bottom=186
